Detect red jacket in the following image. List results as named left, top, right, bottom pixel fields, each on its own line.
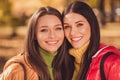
left=86, top=44, right=120, bottom=80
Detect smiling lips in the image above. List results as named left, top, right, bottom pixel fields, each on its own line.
left=46, top=41, right=58, bottom=45
left=71, top=36, right=82, bottom=42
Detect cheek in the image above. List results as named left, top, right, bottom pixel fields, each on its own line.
left=64, top=30, right=70, bottom=37
left=81, top=26, right=90, bottom=34
left=86, top=27, right=91, bottom=35
left=37, top=33, right=43, bottom=40
left=37, top=31, right=48, bottom=38
left=36, top=33, right=46, bottom=42
left=85, top=27, right=91, bottom=39
left=59, top=32, right=64, bottom=40
left=36, top=35, right=43, bottom=43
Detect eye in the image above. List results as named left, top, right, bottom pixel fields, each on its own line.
left=64, top=25, right=71, bottom=29
left=76, top=23, right=83, bottom=27
left=55, top=26, right=63, bottom=30
left=40, top=29, right=48, bottom=32
left=56, top=27, right=63, bottom=30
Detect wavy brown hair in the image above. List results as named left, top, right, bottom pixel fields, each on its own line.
left=62, top=1, right=100, bottom=80
left=24, top=6, right=72, bottom=80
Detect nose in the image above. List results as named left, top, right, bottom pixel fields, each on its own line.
left=70, top=27, right=77, bottom=36
left=49, top=30, right=55, bottom=38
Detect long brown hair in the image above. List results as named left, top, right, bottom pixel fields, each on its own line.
left=62, top=1, right=100, bottom=80
left=25, top=6, right=72, bottom=80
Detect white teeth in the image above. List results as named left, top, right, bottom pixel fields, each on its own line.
left=47, top=41, right=57, bottom=44
left=71, top=37, right=81, bottom=41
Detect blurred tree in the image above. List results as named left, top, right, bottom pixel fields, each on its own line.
left=78, top=0, right=100, bottom=8
left=0, top=0, right=29, bottom=37
left=40, top=0, right=76, bottom=12
left=87, top=0, right=100, bottom=8
left=0, top=0, right=11, bottom=26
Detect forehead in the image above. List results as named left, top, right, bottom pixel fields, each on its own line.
left=37, top=14, right=62, bottom=26
left=64, top=12, right=87, bottom=23
left=38, top=14, right=60, bottom=21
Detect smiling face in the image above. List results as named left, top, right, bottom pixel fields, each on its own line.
left=63, top=13, right=91, bottom=49
left=36, top=14, right=64, bottom=53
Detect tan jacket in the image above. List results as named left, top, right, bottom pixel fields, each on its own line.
left=0, top=54, right=39, bottom=80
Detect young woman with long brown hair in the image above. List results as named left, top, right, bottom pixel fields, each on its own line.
left=0, top=6, right=72, bottom=80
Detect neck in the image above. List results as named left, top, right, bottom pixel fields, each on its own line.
left=69, top=41, right=90, bottom=63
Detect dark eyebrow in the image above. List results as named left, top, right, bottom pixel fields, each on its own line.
left=38, top=24, right=62, bottom=29
left=75, top=21, right=84, bottom=24
left=38, top=26, right=47, bottom=29
left=64, top=21, right=84, bottom=25
left=63, top=23, right=69, bottom=25
left=55, top=24, right=62, bottom=27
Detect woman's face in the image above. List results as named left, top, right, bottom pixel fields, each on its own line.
left=63, top=12, right=91, bottom=49
left=36, top=14, right=64, bottom=53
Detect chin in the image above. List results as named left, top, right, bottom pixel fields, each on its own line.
left=73, top=45, right=82, bottom=49
left=73, top=46, right=79, bottom=49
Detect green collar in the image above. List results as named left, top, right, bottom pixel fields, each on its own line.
left=39, top=48, right=57, bottom=67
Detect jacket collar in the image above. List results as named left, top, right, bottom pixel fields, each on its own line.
left=92, top=44, right=120, bottom=58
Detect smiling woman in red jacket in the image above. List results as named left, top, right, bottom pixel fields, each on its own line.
left=62, top=1, right=120, bottom=80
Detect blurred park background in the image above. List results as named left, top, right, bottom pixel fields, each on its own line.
left=0, top=0, right=120, bottom=73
